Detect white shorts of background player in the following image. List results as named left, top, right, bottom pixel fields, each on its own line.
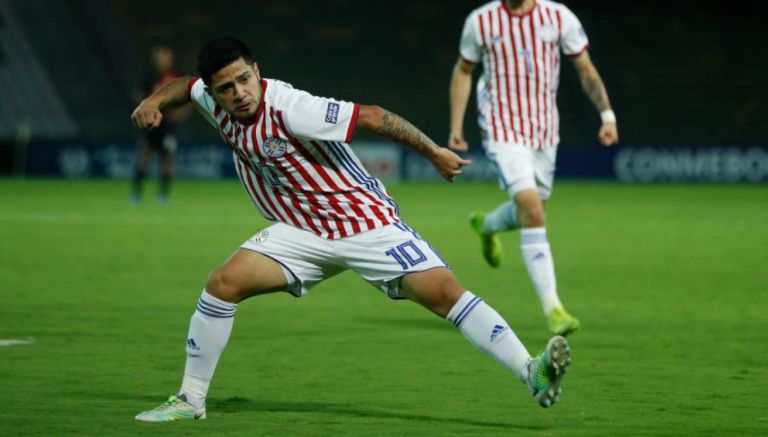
left=483, top=140, right=558, bottom=200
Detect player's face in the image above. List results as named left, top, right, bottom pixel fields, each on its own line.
left=153, top=48, right=174, bottom=74
left=208, top=58, right=262, bottom=120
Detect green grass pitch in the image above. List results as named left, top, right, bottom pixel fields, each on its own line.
left=1, top=179, right=767, bottom=436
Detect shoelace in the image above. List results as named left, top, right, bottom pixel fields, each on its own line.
left=156, top=396, right=183, bottom=411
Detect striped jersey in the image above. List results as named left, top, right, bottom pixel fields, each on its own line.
left=459, top=0, right=589, bottom=149
left=188, top=77, right=401, bottom=240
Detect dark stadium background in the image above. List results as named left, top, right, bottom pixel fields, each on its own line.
left=2, top=2, right=768, bottom=435
left=0, top=0, right=766, bottom=179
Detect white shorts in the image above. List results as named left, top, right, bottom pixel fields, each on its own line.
left=483, top=139, right=557, bottom=200
left=240, top=222, right=449, bottom=299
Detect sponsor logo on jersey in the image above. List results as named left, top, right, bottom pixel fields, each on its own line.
left=325, top=102, right=340, bottom=124
left=490, top=324, right=508, bottom=342
left=262, top=137, right=288, bottom=158
left=249, top=230, right=270, bottom=244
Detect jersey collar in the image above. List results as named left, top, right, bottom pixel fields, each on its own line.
left=501, top=0, right=538, bottom=18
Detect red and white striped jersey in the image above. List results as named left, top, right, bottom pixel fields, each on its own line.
left=189, top=77, right=401, bottom=240
left=459, top=0, right=589, bottom=149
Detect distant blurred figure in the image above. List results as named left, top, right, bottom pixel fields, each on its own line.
left=449, top=0, right=619, bottom=336
left=130, top=45, right=185, bottom=204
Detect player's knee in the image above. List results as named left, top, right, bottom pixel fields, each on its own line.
left=518, top=205, right=546, bottom=227
left=425, top=275, right=464, bottom=317
left=206, top=267, right=242, bottom=303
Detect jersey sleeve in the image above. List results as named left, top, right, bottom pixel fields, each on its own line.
left=188, top=77, right=219, bottom=128
left=458, top=12, right=483, bottom=64
left=559, top=5, right=589, bottom=57
left=280, top=87, right=360, bottom=144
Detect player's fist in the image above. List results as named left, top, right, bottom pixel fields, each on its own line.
left=131, top=101, right=164, bottom=130
left=429, top=147, right=472, bottom=182
left=448, top=131, right=469, bottom=152
left=599, top=123, right=619, bottom=147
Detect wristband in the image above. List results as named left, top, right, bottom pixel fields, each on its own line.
left=600, top=110, right=616, bottom=124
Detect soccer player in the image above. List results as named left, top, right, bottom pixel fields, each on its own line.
left=132, top=37, right=573, bottom=421
left=130, top=45, right=186, bottom=204
left=449, top=0, right=619, bottom=335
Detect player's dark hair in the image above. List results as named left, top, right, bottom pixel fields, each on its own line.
left=197, top=37, right=254, bottom=86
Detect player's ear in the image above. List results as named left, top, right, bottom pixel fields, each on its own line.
left=252, top=63, right=260, bottom=77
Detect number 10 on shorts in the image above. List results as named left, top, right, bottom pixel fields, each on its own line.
left=385, top=241, right=427, bottom=270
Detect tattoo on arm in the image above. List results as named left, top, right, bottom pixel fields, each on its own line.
left=150, top=77, right=192, bottom=109
left=581, top=73, right=611, bottom=113
left=375, top=110, right=439, bottom=156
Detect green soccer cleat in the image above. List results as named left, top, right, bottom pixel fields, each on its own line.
left=135, top=395, right=206, bottom=422
left=547, top=306, right=581, bottom=336
left=527, top=336, right=572, bottom=408
left=469, top=212, right=502, bottom=268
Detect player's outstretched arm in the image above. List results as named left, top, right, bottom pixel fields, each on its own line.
left=571, top=52, right=619, bottom=146
left=131, top=77, right=193, bottom=130
left=358, top=105, right=471, bottom=182
left=448, top=57, right=476, bottom=152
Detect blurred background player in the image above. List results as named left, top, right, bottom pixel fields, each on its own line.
left=448, top=0, right=619, bottom=335
left=130, top=45, right=187, bottom=204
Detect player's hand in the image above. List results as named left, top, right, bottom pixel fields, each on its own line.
left=448, top=131, right=469, bottom=152
left=429, top=147, right=471, bottom=182
left=131, top=100, right=164, bottom=130
left=599, top=122, right=619, bottom=147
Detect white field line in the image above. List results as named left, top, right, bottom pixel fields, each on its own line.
left=0, top=338, right=35, bottom=347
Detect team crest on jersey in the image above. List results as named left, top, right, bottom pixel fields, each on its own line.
left=262, top=137, right=288, bottom=158
left=249, top=230, right=270, bottom=244
left=537, top=25, right=558, bottom=43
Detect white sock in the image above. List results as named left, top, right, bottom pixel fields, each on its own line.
left=179, top=290, right=237, bottom=408
left=520, top=228, right=562, bottom=315
left=484, top=201, right=519, bottom=233
left=447, top=291, right=531, bottom=383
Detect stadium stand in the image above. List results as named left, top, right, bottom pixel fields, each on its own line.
left=1, top=0, right=765, bottom=146
left=0, top=0, right=77, bottom=139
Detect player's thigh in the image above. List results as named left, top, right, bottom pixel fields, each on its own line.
left=207, top=248, right=289, bottom=303
left=486, top=141, right=537, bottom=195
left=399, top=267, right=465, bottom=318
left=532, top=147, right=557, bottom=200
left=340, top=222, right=451, bottom=299
left=240, top=223, right=344, bottom=298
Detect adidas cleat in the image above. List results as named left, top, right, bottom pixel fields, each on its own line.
left=547, top=306, right=581, bottom=336
left=527, top=335, right=572, bottom=408
left=135, top=394, right=206, bottom=422
left=469, top=212, right=502, bottom=268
